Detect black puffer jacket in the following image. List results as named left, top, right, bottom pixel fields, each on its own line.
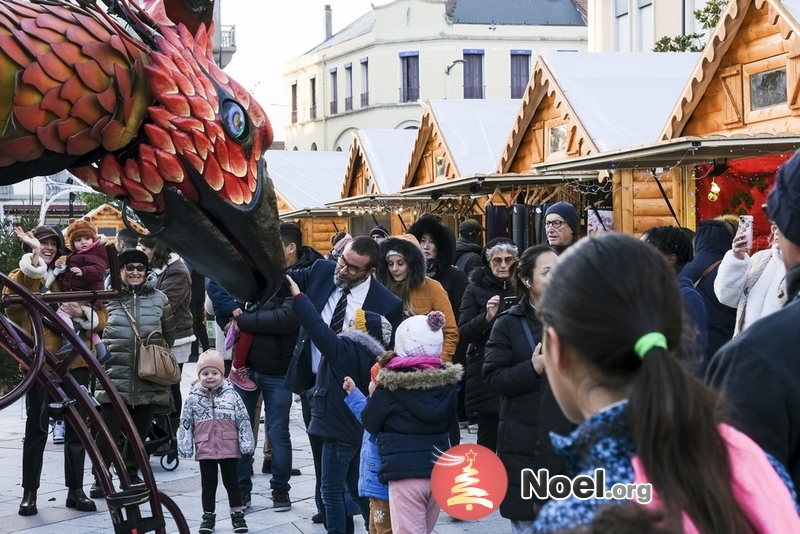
left=98, top=273, right=175, bottom=407
left=454, top=237, right=483, bottom=278
left=483, top=303, right=572, bottom=519
left=459, top=265, right=515, bottom=415
left=407, top=217, right=469, bottom=323
left=236, top=285, right=300, bottom=376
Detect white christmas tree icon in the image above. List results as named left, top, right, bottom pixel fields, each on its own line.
left=440, top=449, right=494, bottom=511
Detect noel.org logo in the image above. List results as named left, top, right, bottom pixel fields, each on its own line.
left=431, top=444, right=507, bottom=520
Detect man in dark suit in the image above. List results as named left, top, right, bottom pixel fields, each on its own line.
left=286, top=236, right=403, bottom=527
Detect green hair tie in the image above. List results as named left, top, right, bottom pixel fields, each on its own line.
left=634, top=332, right=668, bottom=359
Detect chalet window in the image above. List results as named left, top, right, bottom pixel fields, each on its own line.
left=464, top=50, right=484, bottom=99
left=291, top=82, right=297, bottom=124
left=361, top=58, right=369, bottom=107
left=615, top=0, right=629, bottom=52
left=400, top=51, right=419, bottom=102
left=330, top=68, right=338, bottom=115
left=749, top=67, right=787, bottom=110
left=345, top=63, right=353, bottom=112
left=549, top=124, right=567, bottom=155
left=510, top=51, right=531, bottom=99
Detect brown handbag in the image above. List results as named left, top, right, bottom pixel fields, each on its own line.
left=120, top=302, right=181, bottom=386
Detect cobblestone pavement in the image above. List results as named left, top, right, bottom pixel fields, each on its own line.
left=0, top=363, right=510, bottom=533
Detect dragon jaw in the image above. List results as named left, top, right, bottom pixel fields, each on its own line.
left=72, top=20, right=283, bottom=305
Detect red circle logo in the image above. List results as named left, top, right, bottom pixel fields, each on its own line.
left=431, top=444, right=507, bottom=520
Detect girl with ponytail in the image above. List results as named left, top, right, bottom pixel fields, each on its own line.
left=533, top=233, right=799, bottom=533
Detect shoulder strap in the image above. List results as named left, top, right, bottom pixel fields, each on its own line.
left=119, top=301, right=143, bottom=344
left=518, top=316, right=537, bottom=352
left=693, top=260, right=722, bottom=289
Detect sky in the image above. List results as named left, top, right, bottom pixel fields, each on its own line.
left=221, top=0, right=388, bottom=142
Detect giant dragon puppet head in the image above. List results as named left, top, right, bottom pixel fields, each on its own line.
left=0, top=0, right=283, bottom=304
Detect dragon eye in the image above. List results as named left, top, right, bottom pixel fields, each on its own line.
left=221, top=100, right=249, bottom=140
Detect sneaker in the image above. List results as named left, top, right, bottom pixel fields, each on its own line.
left=241, top=490, right=251, bottom=510
left=467, top=423, right=478, bottom=434
left=199, top=512, right=216, bottom=534
left=272, top=489, right=291, bottom=512
left=52, top=420, right=65, bottom=444
left=229, top=367, right=257, bottom=391
left=458, top=419, right=469, bottom=429
left=231, top=511, right=248, bottom=533
left=311, top=511, right=325, bottom=524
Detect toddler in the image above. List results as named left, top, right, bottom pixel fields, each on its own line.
left=178, top=350, right=255, bottom=533
left=361, top=311, right=463, bottom=534
left=56, top=218, right=108, bottom=360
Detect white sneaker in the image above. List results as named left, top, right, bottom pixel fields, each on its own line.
left=52, top=420, right=66, bottom=444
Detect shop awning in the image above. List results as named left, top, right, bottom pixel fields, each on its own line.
left=531, top=135, right=800, bottom=173
left=400, top=171, right=599, bottom=197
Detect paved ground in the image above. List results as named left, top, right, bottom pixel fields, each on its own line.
left=0, top=362, right=510, bottom=533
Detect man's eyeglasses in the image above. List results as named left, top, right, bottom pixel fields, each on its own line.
left=124, top=264, right=146, bottom=273
left=336, top=255, right=367, bottom=276
left=544, top=220, right=565, bottom=229
left=491, top=256, right=515, bottom=266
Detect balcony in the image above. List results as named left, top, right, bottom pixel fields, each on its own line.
left=310, top=105, right=316, bottom=120
left=361, top=92, right=369, bottom=107
left=330, top=100, right=338, bottom=115
left=464, top=85, right=484, bottom=99
left=345, top=96, right=353, bottom=112
left=399, top=86, right=420, bottom=103
left=213, top=25, right=236, bottom=69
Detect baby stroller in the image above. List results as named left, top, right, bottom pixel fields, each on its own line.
left=141, top=412, right=179, bottom=471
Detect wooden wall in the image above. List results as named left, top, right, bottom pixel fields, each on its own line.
left=614, top=168, right=688, bottom=235
left=297, top=217, right=349, bottom=255
left=684, top=1, right=797, bottom=136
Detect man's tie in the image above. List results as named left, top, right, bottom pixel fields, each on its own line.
left=329, top=289, right=350, bottom=334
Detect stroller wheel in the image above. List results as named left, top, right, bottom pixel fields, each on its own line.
left=161, top=452, right=179, bottom=471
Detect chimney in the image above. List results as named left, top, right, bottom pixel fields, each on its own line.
left=324, top=5, right=332, bottom=40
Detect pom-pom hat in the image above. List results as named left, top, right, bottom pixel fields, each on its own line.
left=394, top=311, right=445, bottom=358
left=353, top=309, right=392, bottom=348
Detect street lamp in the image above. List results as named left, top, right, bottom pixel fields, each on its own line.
left=445, top=59, right=465, bottom=75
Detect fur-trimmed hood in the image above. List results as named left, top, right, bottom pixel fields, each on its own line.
left=377, top=236, right=427, bottom=289
left=407, top=217, right=456, bottom=273
left=341, top=328, right=388, bottom=357
left=377, top=362, right=463, bottom=391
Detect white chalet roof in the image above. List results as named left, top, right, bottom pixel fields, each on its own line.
left=429, top=99, right=522, bottom=176
left=781, top=0, right=800, bottom=25
left=356, top=130, right=418, bottom=193
left=541, top=52, right=700, bottom=152
left=264, top=151, right=349, bottom=210
left=307, top=11, right=374, bottom=54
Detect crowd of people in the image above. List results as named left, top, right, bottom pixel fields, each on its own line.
left=2, top=154, right=800, bottom=534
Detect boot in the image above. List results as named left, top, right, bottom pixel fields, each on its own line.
left=19, top=490, right=37, bottom=516
left=199, top=512, right=216, bottom=534
left=66, top=487, right=97, bottom=511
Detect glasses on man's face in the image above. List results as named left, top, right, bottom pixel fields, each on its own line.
left=544, top=220, right=565, bottom=229
left=124, top=264, right=146, bottom=273
left=491, top=256, right=515, bottom=266
left=337, top=255, right=367, bottom=276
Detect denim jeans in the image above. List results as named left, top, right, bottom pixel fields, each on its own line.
left=321, top=439, right=370, bottom=534
left=235, top=372, right=293, bottom=492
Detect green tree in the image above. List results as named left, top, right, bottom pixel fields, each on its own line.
left=653, top=0, right=728, bottom=52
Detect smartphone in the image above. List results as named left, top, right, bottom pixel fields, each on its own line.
left=738, top=215, right=754, bottom=249
left=502, top=295, right=518, bottom=311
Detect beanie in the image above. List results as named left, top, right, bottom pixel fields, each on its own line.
left=333, top=233, right=353, bottom=253
left=197, top=350, right=225, bottom=377
left=65, top=217, right=98, bottom=249
left=545, top=202, right=579, bottom=236
left=369, top=225, right=390, bottom=239
left=767, top=150, right=800, bottom=246
left=394, top=311, right=445, bottom=358
left=459, top=219, right=484, bottom=236
left=118, top=249, right=149, bottom=269
left=353, top=309, right=393, bottom=348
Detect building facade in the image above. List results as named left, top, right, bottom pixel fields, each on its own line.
left=589, top=0, right=711, bottom=52
left=283, top=0, right=588, bottom=152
